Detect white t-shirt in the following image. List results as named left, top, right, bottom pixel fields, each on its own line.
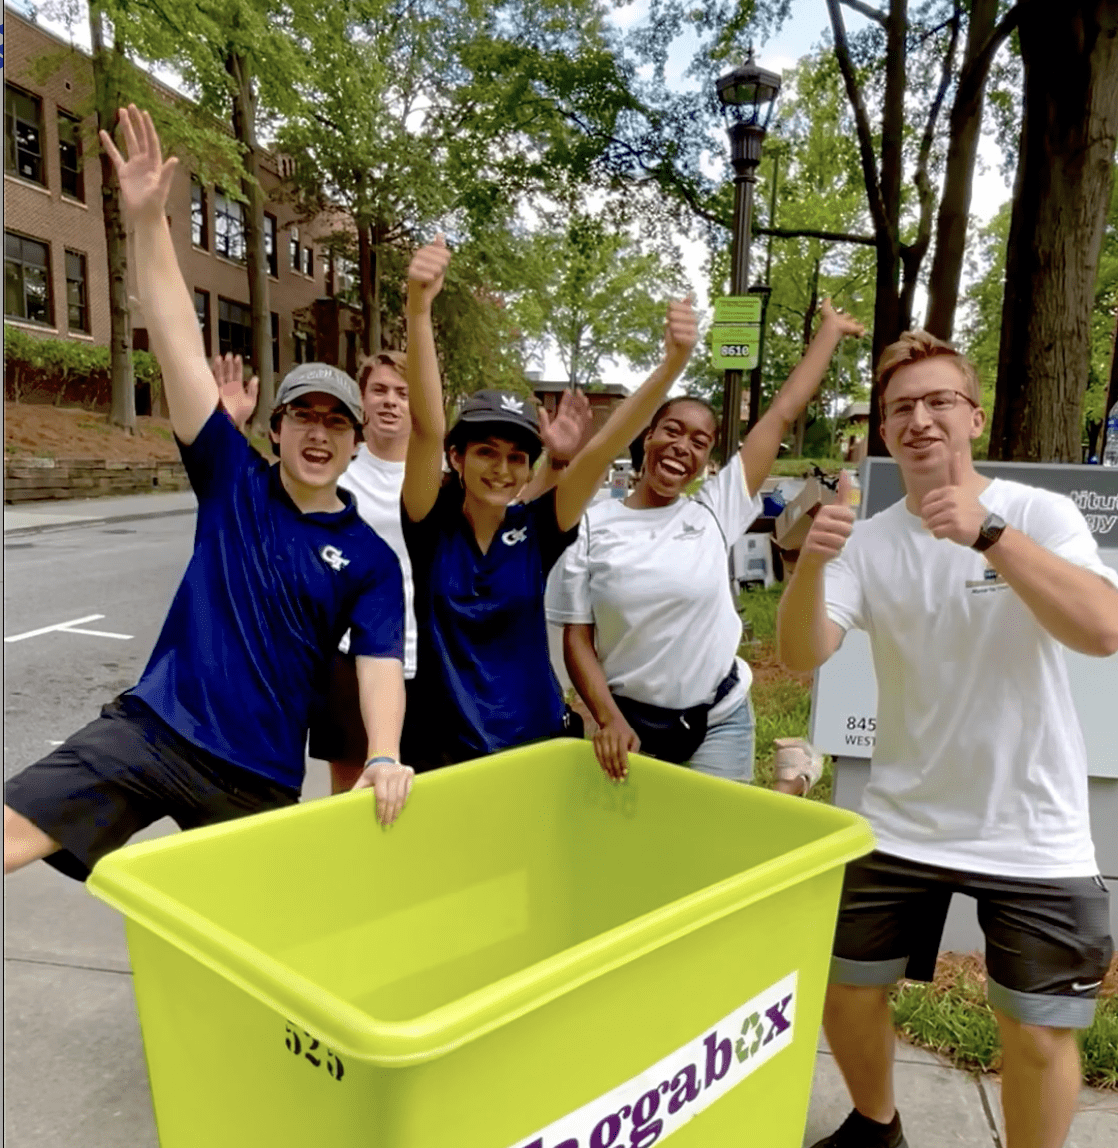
left=337, top=447, right=417, bottom=678
left=825, top=478, right=1118, bottom=878
left=546, top=457, right=763, bottom=717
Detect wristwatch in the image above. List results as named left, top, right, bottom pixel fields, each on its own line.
left=971, top=512, right=1006, bottom=552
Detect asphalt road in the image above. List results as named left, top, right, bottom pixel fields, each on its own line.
left=4, top=517, right=194, bottom=777
left=3, top=513, right=332, bottom=1148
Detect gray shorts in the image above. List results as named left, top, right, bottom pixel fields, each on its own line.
left=830, top=850, right=1113, bottom=1029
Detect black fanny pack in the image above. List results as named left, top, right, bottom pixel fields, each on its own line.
left=612, top=663, right=740, bottom=765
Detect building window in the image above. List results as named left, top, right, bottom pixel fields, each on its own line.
left=289, top=226, right=300, bottom=271
left=271, top=312, right=280, bottom=372
left=58, top=110, right=84, bottom=201
left=194, top=289, right=212, bottom=357
left=218, top=297, right=252, bottom=361
left=329, top=252, right=358, bottom=303
left=5, top=86, right=44, bottom=186
left=302, top=244, right=314, bottom=278
left=191, top=179, right=209, bottom=249
left=214, top=192, right=245, bottom=262
left=264, top=213, right=278, bottom=277
left=293, top=327, right=316, bottom=364
left=5, top=232, right=53, bottom=325
left=65, top=250, right=89, bottom=333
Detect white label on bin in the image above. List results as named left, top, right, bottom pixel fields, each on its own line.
left=511, top=970, right=797, bottom=1148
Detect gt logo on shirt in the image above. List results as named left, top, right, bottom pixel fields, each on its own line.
left=501, top=527, right=529, bottom=547
left=319, top=545, right=350, bottom=572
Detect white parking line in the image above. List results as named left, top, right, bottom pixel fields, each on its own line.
left=4, top=614, right=133, bottom=643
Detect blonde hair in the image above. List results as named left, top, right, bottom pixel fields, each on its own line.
left=874, top=330, right=981, bottom=411
left=357, top=350, right=407, bottom=394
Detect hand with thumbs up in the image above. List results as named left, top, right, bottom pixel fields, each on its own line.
left=919, top=449, right=986, bottom=546
left=407, top=233, right=450, bottom=314
left=800, top=469, right=858, bottom=565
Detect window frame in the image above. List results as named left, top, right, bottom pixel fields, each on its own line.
left=57, top=109, right=84, bottom=202
left=302, top=243, right=314, bottom=278
left=218, top=296, right=253, bottom=362
left=65, top=249, right=89, bottom=333
left=5, top=85, right=45, bottom=186
left=213, top=191, right=246, bottom=263
left=5, top=231, right=54, bottom=326
left=194, top=289, right=212, bottom=357
left=264, top=213, right=278, bottom=278
left=191, top=178, right=209, bottom=250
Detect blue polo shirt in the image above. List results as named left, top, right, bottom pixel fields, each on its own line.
left=129, top=407, right=404, bottom=791
left=403, top=484, right=578, bottom=764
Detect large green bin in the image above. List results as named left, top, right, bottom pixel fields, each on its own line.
left=88, top=739, right=874, bottom=1147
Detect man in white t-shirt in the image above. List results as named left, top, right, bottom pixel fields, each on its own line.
left=777, top=331, right=1118, bottom=1148
left=308, top=351, right=419, bottom=793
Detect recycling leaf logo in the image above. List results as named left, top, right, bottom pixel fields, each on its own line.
left=735, top=1012, right=764, bottom=1062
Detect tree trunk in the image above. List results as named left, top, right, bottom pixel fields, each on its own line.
left=358, top=222, right=374, bottom=356
left=924, top=0, right=1002, bottom=339
left=227, top=52, right=274, bottom=429
left=989, top=1, right=1118, bottom=462
left=793, top=260, right=821, bottom=457
left=90, top=5, right=134, bottom=433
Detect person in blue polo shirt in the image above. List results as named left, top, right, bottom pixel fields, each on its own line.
left=3, top=106, right=412, bottom=881
left=398, top=236, right=699, bottom=768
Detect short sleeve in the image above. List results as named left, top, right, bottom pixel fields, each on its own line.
left=695, top=455, right=764, bottom=549
left=347, top=553, right=405, bottom=661
left=527, top=487, right=580, bottom=575
left=824, top=530, right=868, bottom=632
left=545, top=514, right=593, bottom=625
left=176, top=405, right=252, bottom=504
left=1023, top=491, right=1118, bottom=590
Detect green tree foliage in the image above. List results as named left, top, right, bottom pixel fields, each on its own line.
left=511, top=209, right=687, bottom=389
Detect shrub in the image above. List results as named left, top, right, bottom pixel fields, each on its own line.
left=4, top=324, right=163, bottom=411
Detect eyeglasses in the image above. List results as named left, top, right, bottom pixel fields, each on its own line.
left=882, top=389, right=980, bottom=422
left=282, top=406, right=356, bottom=433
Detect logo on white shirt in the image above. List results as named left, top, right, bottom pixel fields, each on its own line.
left=319, top=545, right=350, bottom=572
left=501, top=526, right=529, bottom=547
left=499, top=395, right=525, bottom=414
left=673, top=521, right=705, bottom=541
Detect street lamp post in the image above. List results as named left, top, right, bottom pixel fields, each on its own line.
left=715, top=51, right=781, bottom=461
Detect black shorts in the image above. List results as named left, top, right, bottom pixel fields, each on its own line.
left=4, top=694, right=299, bottom=882
left=307, top=652, right=367, bottom=766
left=830, top=850, right=1113, bottom=1029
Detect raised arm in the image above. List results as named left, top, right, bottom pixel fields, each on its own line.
left=740, top=299, right=863, bottom=497
left=402, top=236, right=451, bottom=522
left=213, top=353, right=259, bottom=433
left=518, top=388, right=594, bottom=503
left=99, top=106, right=217, bottom=445
left=554, top=296, right=698, bottom=531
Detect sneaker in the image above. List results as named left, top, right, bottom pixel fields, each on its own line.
left=808, top=1108, right=908, bottom=1148
left=773, top=737, right=824, bottom=794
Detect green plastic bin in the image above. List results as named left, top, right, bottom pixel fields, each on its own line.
left=88, top=739, right=874, bottom=1147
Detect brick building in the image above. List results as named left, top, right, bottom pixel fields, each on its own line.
left=4, top=10, right=363, bottom=408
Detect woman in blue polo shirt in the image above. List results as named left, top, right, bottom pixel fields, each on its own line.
left=399, top=236, right=698, bottom=768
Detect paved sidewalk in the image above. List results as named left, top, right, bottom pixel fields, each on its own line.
left=807, top=1031, right=1116, bottom=1147
left=3, top=490, right=197, bottom=536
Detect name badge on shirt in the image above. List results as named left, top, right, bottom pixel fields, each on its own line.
left=965, top=562, right=1007, bottom=593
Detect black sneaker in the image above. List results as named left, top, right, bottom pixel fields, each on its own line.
left=808, top=1108, right=908, bottom=1148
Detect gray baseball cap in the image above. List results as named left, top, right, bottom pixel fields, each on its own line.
left=273, top=363, right=364, bottom=427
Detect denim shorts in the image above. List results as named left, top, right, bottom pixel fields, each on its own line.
left=684, top=693, right=755, bottom=783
